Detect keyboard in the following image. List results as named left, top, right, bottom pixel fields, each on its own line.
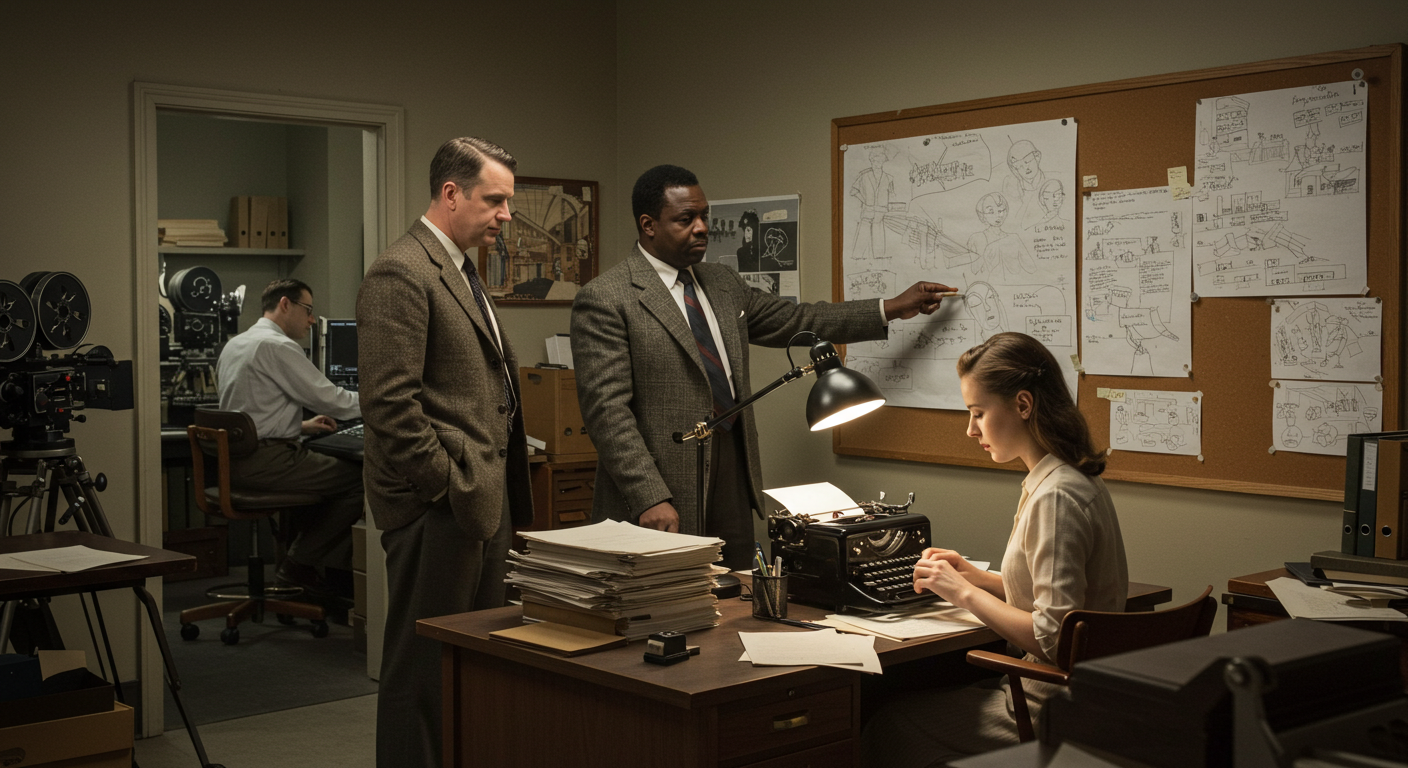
left=306, top=421, right=365, bottom=461
left=854, top=553, right=923, bottom=601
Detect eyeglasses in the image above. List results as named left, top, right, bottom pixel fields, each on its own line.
left=291, top=299, right=315, bottom=316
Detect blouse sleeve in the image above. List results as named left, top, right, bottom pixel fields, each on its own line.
left=1018, top=485, right=1096, bottom=662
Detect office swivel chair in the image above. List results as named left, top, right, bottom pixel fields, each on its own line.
left=178, top=408, right=329, bottom=645
left=966, top=585, right=1218, bottom=742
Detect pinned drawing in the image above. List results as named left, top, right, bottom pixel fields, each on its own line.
left=1192, top=81, right=1367, bottom=297
left=704, top=195, right=800, bottom=303
left=1107, top=389, right=1202, bottom=457
left=841, top=118, right=1078, bottom=411
left=1080, top=186, right=1193, bottom=377
left=1272, top=381, right=1382, bottom=456
left=1269, top=297, right=1380, bottom=382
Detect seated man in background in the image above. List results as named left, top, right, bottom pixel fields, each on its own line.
left=217, top=278, right=363, bottom=599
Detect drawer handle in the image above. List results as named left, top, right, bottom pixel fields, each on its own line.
left=557, top=483, right=584, bottom=494
left=772, top=712, right=809, bottom=731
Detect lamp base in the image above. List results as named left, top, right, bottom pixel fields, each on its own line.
left=712, top=572, right=742, bottom=600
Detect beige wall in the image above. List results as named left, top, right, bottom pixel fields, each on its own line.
left=613, top=0, right=1408, bottom=626
left=1, top=0, right=615, bottom=693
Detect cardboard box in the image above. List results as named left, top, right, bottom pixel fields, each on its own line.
left=0, top=669, right=113, bottom=729
left=519, top=367, right=594, bottom=456
left=0, top=702, right=132, bottom=767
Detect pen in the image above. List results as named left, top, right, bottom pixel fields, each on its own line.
left=761, top=616, right=829, bottom=630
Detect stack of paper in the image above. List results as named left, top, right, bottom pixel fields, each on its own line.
left=821, top=604, right=985, bottom=642
left=739, top=629, right=882, bottom=674
left=158, top=219, right=226, bottom=247
left=507, top=520, right=726, bottom=640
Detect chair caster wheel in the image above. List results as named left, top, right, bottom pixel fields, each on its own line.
left=220, top=627, right=240, bottom=645
left=180, top=623, right=200, bottom=641
left=311, top=621, right=329, bottom=639
left=277, top=613, right=296, bottom=625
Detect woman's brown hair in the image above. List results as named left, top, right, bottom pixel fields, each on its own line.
left=956, top=332, right=1105, bottom=475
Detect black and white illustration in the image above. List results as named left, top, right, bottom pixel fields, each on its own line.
left=1269, top=297, right=1381, bottom=381
left=842, top=118, right=1078, bottom=410
left=1272, top=381, right=1381, bottom=456
left=1080, top=186, right=1193, bottom=377
left=704, top=194, right=800, bottom=303
left=1192, top=81, right=1367, bottom=297
left=1107, top=389, right=1202, bottom=457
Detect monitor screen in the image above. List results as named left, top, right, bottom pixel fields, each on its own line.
left=320, top=318, right=358, bottom=380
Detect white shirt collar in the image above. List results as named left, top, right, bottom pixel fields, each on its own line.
left=422, top=215, right=467, bottom=272
left=638, top=241, right=693, bottom=290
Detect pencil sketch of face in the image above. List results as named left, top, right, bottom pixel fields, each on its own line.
left=965, top=282, right=1005, bottom=333
left=1007, top=140, right=1042, bottom=184
left=742, top=224, right=753, bottom=243
left=869, top=147, right=885, bottom=173
left=976, top=193, right=1008, bottom=229
left=1039, top=179, right=1064, bottom=216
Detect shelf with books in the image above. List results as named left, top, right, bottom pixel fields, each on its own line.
left=157, top=246, right=305, bottom=257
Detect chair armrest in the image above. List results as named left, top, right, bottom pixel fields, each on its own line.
left=966, top=650, right=1070, bottom=686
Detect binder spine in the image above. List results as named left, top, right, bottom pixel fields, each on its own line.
left=1342, top=509, right=1358, bottom=554
left=1344, top=434, right=1363, bottom=555
left=1375, top=438, right=1407, bottom=559
left=1358, top=438, right=1380, bottom=557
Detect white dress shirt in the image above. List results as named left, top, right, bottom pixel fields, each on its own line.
left=218, top=317, right=361, bottom=440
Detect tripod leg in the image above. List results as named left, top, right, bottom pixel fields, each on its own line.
left=87, top=591, right=124, bottom=705
left=134, top=585, right=218, bottom=768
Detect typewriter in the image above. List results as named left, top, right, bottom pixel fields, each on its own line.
left=768, top=492, right=939, bottom=614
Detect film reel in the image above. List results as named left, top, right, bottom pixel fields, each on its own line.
left=20, top=271, right=91, bottom=351
left=167, top=266, right=222, bottom=313
left=0, top=279, right=39, bottom=363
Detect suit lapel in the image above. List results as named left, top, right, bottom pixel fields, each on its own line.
left=410, top=221, right=499, bottom=352
left=629, top=250, right=708, bottom=380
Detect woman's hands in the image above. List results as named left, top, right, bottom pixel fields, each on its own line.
left=912, top=548, right=1001, bottom=607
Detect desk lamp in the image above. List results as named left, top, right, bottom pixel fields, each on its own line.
left=673, top=331, right=886, bottom=593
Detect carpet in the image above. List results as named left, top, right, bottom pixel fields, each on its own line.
left=160, top=566, right=379, bottom=727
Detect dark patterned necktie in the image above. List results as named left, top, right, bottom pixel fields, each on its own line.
left=462, top=260, right=516, bottom=431
left=677, top=269, right=736, bottom=430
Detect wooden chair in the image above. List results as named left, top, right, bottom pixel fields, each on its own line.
left=966, top=585, right=1217, bottom=742
left=177, top=408, right=328, bottom=645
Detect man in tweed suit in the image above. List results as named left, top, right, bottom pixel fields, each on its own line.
left=358, top=137, right=532, bottom=768
left=571, top=165, right=953, bottom=569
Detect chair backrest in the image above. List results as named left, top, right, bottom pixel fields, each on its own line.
left=193, top=408, right=260, bottom=457
left=186, top=408, right=270, bottom=521
left=1053, top=585, right=1217, bottom=672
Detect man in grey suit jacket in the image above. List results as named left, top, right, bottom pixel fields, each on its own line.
left=358, top=137, right=532, bottom=768
left=571, top=165, right=953, bottom=569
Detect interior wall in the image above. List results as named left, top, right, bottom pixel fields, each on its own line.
left=0, top=0, right=616, bottom=690
left=614, top=0, right=1408, bottom=625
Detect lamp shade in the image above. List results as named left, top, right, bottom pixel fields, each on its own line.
left=806, top=366, right=886, bottom=431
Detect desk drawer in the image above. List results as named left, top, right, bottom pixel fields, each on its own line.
left=739, top=739, right=853, bottom=768
left=718, top=685, right=853, bottom=762
left=553, top=470, right=595, bottom=501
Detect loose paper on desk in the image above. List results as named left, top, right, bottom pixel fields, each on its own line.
left=0, top=553, right=62, bottom=572
left=762, top=482, right=862, bottom=520
left=1266, top=576, right=1408, bottom=621
left=823, top=605, right=985, bottom=642
left=738, top=629, right=882, bottom=674
left=7, top=546, right=147, bottom=573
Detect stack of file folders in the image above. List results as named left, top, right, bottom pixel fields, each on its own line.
left=506, top=520, right=726, bottom=641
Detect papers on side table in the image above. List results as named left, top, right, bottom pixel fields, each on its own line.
left=1266, top=576, right=1408, bottom=621
left=738, top=628, right=882, bottom=674
left=0, top=545, right=147, bottom=573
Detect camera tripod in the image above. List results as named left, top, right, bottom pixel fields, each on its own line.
left=0, top=441, right=221, bottom=768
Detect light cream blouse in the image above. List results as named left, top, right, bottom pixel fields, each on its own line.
left=1000, top=453, right=1129, bottom=663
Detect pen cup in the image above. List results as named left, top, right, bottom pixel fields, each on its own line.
left=751, top=570, right=788, bottom=620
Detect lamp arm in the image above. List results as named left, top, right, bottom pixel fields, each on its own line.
left=675, top=363, right=814, bottom=443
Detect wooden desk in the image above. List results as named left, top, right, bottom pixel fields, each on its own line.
left=419, top=581, right=1171, bottom=768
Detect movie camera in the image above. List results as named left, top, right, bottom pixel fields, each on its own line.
left=0, top=272, right=134, bottom=453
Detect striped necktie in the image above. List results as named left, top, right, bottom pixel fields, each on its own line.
left=677, top=269, right=736, bottom=430
left=462, top=260, right=516, bottom=431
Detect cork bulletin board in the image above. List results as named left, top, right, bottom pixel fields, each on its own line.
left=830, top=45, right=1405, bottom=500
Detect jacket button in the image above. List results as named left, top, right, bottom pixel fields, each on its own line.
left=498, top=448, right=508, bottom=458
left=498, top=404, right=507, bottom=414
